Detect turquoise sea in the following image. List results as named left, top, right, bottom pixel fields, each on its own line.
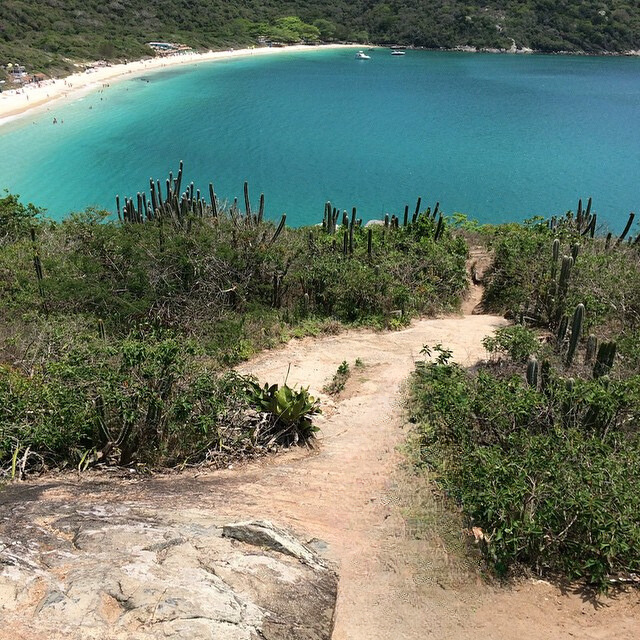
left=1, top=49, right=640, bottom=229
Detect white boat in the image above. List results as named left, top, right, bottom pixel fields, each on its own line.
left=355, top=50, right=371, bottom=59
left=391, top=50, right=406, bottom=56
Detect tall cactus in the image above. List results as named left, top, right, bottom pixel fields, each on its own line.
left=555, top=255, right=574, bottom=322
left=434, top=215, right=444, bottom=241
left=616, top=212, right=635, bottom=247
left=526, top=356, right=539, bottom=389
left=576, top=198, right=583, bottom=231
left=556, top=315, right=568, bottom=349
left=175, top=160, right=183, bottom=196
left=269, top=214, right=286, bottom=245
left=244, top=181, right=252, bottom=221
left=149, top=179, right=157, bottom=214
left=550, top=238, right=560, bottom=281
left=565, top=303, right=584, bottom=366
left=558, top=255, right=573, bottom=297
left=593, top=341, right=616, bottom=378
left=349, top=207, right=356, bottom=254
left=571, top=243, right=580, bottom=262
left=208, top=183, right=217, bottom=218
left=584, top=334, right=598, bottom=365
left=583, top=213, right=597, bottom=238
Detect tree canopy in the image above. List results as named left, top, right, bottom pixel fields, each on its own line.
left=2, top=1, right=640, bottom=77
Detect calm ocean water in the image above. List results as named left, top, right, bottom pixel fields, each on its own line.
left=1, top=49, right=640, bottom=230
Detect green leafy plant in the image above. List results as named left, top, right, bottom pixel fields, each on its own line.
left=483, top=325, right=541, bottom=364
left=247, top=381, right=321, bottom=444
left=322, top=360, right=351, bottom=395
left=420, top=343, right=453, bottom=365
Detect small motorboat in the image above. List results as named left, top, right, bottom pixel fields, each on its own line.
left=355, top=50, right=371, bottom=59
left=391, top=50, right=406, bottom=56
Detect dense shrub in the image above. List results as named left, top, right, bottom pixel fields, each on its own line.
left=0, top=330, right=321, bottom=471
left=0, top=199, right=467, bottom=358
left=410, top=358, right=640, bottom=590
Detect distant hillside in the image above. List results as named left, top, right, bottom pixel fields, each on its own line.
left=2, top=1, right=640, bottom=77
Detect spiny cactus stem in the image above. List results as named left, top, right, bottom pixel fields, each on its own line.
left=566, top=303, right=585, bottom=366
left=616, top=212, right=635, bottom=246
left=244, top=181, right=252, bottom=222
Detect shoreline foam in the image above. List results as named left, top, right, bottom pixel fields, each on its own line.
left=0, top=44, right=358, bottom=128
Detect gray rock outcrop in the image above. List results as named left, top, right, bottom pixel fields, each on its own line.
left=0, top=496, right=337, bottom=640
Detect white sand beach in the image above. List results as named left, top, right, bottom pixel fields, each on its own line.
left=0, top=44, right=357, bottom=127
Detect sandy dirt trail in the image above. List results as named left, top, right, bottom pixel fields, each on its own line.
left=233, top=315, right=509, bottom=639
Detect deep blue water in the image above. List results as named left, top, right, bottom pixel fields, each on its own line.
left=1, top=49, right=640, bottom=230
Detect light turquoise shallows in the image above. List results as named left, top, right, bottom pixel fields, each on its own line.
left=1, top=49, right=639, bottom=230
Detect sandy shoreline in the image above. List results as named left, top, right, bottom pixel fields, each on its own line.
left=0, top=44, right=358, bottom=128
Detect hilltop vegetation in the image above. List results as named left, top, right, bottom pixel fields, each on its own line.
left=0, top=176, right=465, bottom=471
left=2, top=1, right=640, bottom=77
left=410, top=211, right=640, bottom=590
left=3, top=177, right=640, bottom=590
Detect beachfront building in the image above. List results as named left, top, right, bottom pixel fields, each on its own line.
left=5, top=63, right=27, bottom=83
left=147, top=42, right=193, bottom=56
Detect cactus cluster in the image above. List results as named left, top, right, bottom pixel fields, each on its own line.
left=548, top=197, right=597, bottom=238
left=547, top=242, right=575, bottom=324
left=547, top=198, right=640, bottom=246
left=117, top=162, right=270, bottom=231
left=526, top=300, right=617, bottom=386
left=322, top=196, right=444, bottom=256
left=322, top=202, right=340, bottom=234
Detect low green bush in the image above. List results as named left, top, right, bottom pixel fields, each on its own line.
left=322, top=360, right=351, bottom=395
left=482, top=325, right=541, bottom=363
left=0, top=330, right=321, bottom=471
left=409, top=358, right=640, bottom=591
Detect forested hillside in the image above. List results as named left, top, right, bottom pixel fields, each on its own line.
left=2, top=1, right=640, bottom=76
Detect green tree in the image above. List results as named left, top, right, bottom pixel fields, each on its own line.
left=0, top=191, right=40, bottom=241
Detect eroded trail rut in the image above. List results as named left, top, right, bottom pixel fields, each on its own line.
left=3, top=313, right=639, bottom=639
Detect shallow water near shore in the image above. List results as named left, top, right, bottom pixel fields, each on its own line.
left=2, top=49, right=640, bottom=229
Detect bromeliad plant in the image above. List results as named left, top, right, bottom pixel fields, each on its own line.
left=247, top=380, right=321, bottom=445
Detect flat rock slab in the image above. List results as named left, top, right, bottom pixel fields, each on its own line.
left=0, top=496, right=337, bottom=640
